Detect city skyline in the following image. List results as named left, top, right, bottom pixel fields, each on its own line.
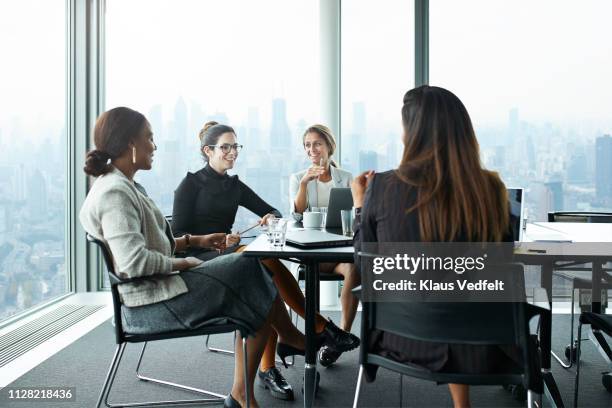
left=2, top=91, right=612, bottom=322
left=2, top=0, right=612, bottom=323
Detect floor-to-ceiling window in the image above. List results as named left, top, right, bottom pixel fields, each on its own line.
left=430, top=0, right=612, bottom=298
left=105, top=0, right=321, bottom=231
left=0, top=0, right=68, bottom=321
left=430, top=0, right=612, bottom=222
left=340, top=0, right=415, bottom=174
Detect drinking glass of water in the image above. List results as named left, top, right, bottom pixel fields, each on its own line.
left=320, top=207, right=328, bottom=228
left=341, top=209, right=354, bottom=237
left=267, top=218, right=288, bottom=248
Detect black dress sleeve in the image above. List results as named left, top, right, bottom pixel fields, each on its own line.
left=172, top=174, right=197, bottom=237
left=238, top=180, right=282, bottom=218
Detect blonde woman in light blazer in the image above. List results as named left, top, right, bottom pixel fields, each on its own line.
left=288, top=124, right=361, bottom=368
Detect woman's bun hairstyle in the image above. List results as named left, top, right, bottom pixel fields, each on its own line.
left=84, top=149, right=112, bottom=177
left=84, top=107, right=147, bottom=177
left=198, top=121, right=219, bottom=142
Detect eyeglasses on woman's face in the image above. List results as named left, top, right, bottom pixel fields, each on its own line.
left=207, top=143, right=243, bottom=154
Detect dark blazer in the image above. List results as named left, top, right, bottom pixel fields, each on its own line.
left=172, top=165, right=282, bottom=259
left=354, top=170, right=517, bottom=378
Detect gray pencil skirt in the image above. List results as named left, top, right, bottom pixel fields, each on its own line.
left=120, top=253, right=278, bottom=336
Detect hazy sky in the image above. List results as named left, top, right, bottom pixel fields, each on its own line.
left=106, top=0, right=320, bottom=127
left=430, top=0, right=612, bottom=130
left=0, top=0, right=65, bottom=138
left=1, top=0, right=611, bottom=142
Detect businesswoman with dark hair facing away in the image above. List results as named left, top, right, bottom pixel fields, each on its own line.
left=80, top=107, right=311, bottom=408
left=352, top=86, right=514, bottom=408
left=289, top=124, right=361, bottom=367
left=171, top=121, right=360, bottom=401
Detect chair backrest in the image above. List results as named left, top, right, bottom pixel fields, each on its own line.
left=361, top=263, right=526, bottom=346
left=358, top=263, right=540, bottom=389
left=86, top=233, right=127, bottom=344
left=548, top=211, right=612, bottom=223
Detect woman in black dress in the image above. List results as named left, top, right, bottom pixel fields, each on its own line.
left=352, top=86, right=515, bottom=408
left=172, top=122, right=360, bottom=401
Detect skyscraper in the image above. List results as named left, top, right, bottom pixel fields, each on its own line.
left=544, top=180, right=564, bottom=212
left=595, top=134, right=612, bottom=206
left=270, top=98, right=291, bottom=150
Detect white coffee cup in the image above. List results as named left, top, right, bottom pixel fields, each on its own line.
left=303, top=211, right=323, bottom=229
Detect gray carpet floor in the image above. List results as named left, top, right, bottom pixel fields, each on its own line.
left=1, top=312, right=611, bottom=407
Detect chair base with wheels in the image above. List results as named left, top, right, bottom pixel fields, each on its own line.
left=547, top=211, right=612, bottom=369
left=574, top=312, right=612, bottom=407
left=550, top=273, right=611, bottom=368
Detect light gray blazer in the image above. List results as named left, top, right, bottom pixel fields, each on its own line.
left=79, top=166, right=187, bottom=307
left=289, top=165, right=353, bottom=221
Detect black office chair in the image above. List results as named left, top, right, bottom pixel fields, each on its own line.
left=547, top=211, right=612, bottom=367
left=574, top=311, right=612, bottom=406
left=352, top=263, right=546, bottom=408
left=88, top=234, right=251, bottom=408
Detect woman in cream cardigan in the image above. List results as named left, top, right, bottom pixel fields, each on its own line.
left=289, top=124, right=361, bottom=368
left=80, top=107, right=308, bottom=408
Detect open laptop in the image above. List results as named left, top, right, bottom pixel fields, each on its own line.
left=285, top=228, right=353, bottom=249
left=325, top=187, right=354, bottom=228
left=286, top=187, right=355, bottom=248
left=508, top=187, right=525, bottom=241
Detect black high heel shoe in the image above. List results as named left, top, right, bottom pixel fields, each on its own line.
left=276, top=343, right=305, bottom=368
left=316, top=319, right=360, bottom=352
left=224, top=393, right=242, bottom=408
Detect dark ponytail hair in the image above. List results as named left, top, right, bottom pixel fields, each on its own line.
left=198, top=121, right=236, bottom=162
left=84, top=107, right=147, bottom=176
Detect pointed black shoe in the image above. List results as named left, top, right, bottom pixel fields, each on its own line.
left=316, top=319, right=360, bottom=352
left=258, top=367, right=294, bottom=401
left=276, top=342, right=305, bottom=368
left=224, top=394, right=241, bottom=408
left=318, top=345, right=342, bottom=368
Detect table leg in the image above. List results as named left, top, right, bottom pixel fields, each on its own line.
left=541, top=262, right=565, bottom=408
left=588, top=262, right=612, bottom=363
left=591, top=262, right=602, bottom=314
left=304, top=260, right=319, bottom=408
left=541, top=262, right=553, bottom=370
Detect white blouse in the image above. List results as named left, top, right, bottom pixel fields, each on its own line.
left=316, top=178, right=334, bottom=207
